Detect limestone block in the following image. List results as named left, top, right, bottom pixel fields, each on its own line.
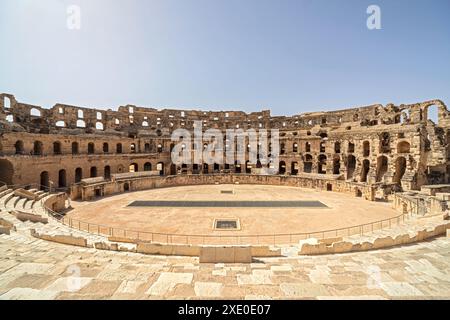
left=447, top=229, right=450, bottom=237
left=372, top=236, right=394, bottom=249
left=12, top=211, right=48, bottom=224
left=394, top=234, right=411, bottom=246
left=30, top=229, right=88, bottom=247
left=215, top=247, right=235, bottom=263
left=199, top=247, right=216, bottom=263
left=331, top=241, right=353, bottom=253
left=251, top=246, right=281, bottom=257
left=136, top=242, right=173, bottom=255
left=234, top=247, right=252, bottom=263
left=0, top=226, right=10, bottom=235
left=172, top=245, right=200, bottom=256
left=319, top=237, right=343, bottom=246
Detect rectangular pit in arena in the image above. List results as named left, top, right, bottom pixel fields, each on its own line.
left=127, top=200, right=328, bottom=208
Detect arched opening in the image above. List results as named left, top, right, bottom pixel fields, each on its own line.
left=334, top=142, right=341, bottom=154
left=75, top=168, right=82, bottom=183
left=104, top=166, right=111, bottom=179
left=234, top=161, right=241, bottom=174
left=181, top=164, right=188, bottom=174
left=169, top=163, right=176, bottom=175
left=291, top=162, right=298, bottom=175
left=144, top=162, right=152, bottom=171
left=116, top=143, right=123, bottom=154
left=280, top=143, right=285, bottom=155
left=347, top=155, right=356, bottom=179
left=33, top=141, right=43, bottom=155
left=320, top=142, right=326, bottom=153
left=157, top=162, right=164, bottom=176
left=124, top=183, right=130, bottom=192
left=193, top=164, right=200, bottom=174
left=361, top=159, right=370, bottom=182
left=55, top=121, right=65, bottom=128
left=72, top=142, right=79, bottom=154
left=14, top=141, right=24, bottom=154
left=39, top=171, right=49, bottom=191
left=157, top=144, right=163, bottom=153
left=376, top=156, right=388, bottom=182
left=103, top=143, right=109, bottom=153
left=214, top=163, right=220, bottom=173
left=245, top=161, right=252, bottom=174
left=131, top=143, right=136, bottom=153
left=30, top=108, right=41, bottom=117
left=88, top=143, right=95, bottom=154
left=393, top=157, right=407, bottom=184
left=397, top=141, right=410, bottom=154
left=362, top=141, right=370, bottom=157
left=96, top=122, right=104, bottom=130
left=426, top=104, right=439, bottom=125
left=90, top=167, right=97, bottom=178
left=58, top=169, right=67, bottom=188
left=305, top=142, right=311, bottom=153
left=279, top=161, right=286, bottom=175
left=379, top=132, right=390, bottom=153
left=76, top=120, right=86, bottom=128
left=144, top=143, right=150, bottom=153
left=348, top=142, right=355, bottom=153
left=203, top=163, right=209, bottom=174
left=332, top=157, right=340, bottom=174
left=318, top=155, right=327, bottom=174
left=292, top=143, right=298, bottom=153
left=0, top=160, right=14, bottom=185
left=3, top=96, right=11, bottom=109
left=53, top=141, right=62, bottom=155
left=129, top=163, right=138, bottom=173
left=304, top=155, right=313, bottom=173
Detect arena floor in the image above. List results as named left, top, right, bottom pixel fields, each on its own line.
left=67, top=185, right=399, bottom=240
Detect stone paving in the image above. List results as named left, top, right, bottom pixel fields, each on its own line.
left=0, top=230, right=449, bottom=299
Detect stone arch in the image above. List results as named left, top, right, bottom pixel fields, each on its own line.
left=129, top=163, right=138, bottom=173
left=116, top=143, right=123, bottom=154
left=88, top=143, right=95, bottom=154
left=304, top=154, right=313, bottom=173
left=3, top=96, right=11, bottom=109
left=376, top=155, right=388, bottom=182
left=104, top=165, right=111, bottom=179
left=75, top=168, right=82, bottom=183
left=332, top=156, right=340, bottom=174
left=362, top=141, right=370, bottom=157
left=33, top=141, right=43, bottom=155
left=424, top=104, right=439, bottom=125
left=334, top=141, right=341, bottom=153
left=347, top=155, right=356, bottom=179
left=305, top=142, right=311, bottom=153
left=234, top=161, right=241, bottom=174
left=58, top=169, right=67, bottom=188
left=393, top=157, right=407, bottom=184
left=157, top=162, right=165, bottom=176
left=72, top=142, right=79, bottom=154
left=30, top=108, right=41, bottom=117
left=397, top=141, right=410, bottom=154
left=279, top=161, right=286, bottom=175
left=53, top=141, right=62, bottom=154
left=96, top=122, right=104, bottom=130
left=292, top=143, right=298, bottom=153
left=318, top=155, right=327, bottom=174
left=76, top=120, right=86, bottom=128
left=103, top=142, right=109, bottom=153
left=0, top=159, right=14, bottom=185
left=291, top=161, right=298, bottom=175
left=40, top=171, right=49, bottom=190
left=90, top=166, right=97, bottom=178
left=144, top=162, right=152, bottom=171
left=14, top=140, right=24, bottom=154
left=361, top=159, right=370, bottom=182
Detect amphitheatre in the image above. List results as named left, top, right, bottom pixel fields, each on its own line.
left=0, top=92, right=450, bottom=299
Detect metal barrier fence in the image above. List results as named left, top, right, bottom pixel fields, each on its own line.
left=41, top=200, right=411, bottom=246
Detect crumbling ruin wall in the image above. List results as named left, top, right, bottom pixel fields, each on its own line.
left=1, top=93, right=449, bottom=194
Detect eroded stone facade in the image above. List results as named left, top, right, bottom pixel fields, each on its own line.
left=1, top=93, right=449, bottom=195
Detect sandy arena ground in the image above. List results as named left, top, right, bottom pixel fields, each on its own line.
left=67, top=185, right=398, bottom=238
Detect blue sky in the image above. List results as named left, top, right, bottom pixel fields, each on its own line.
left=0, top=0, right=449, bottom=115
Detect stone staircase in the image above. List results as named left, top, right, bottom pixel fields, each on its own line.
left=0, top=188, right=136, bottom=252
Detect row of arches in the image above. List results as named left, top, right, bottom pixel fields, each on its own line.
left=14, top=141, right=129, bottom=155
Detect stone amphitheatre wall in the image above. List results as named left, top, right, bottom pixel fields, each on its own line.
left=72, top=173, right=375, bottom=201
left=1, top=93, right=450, bottom=195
